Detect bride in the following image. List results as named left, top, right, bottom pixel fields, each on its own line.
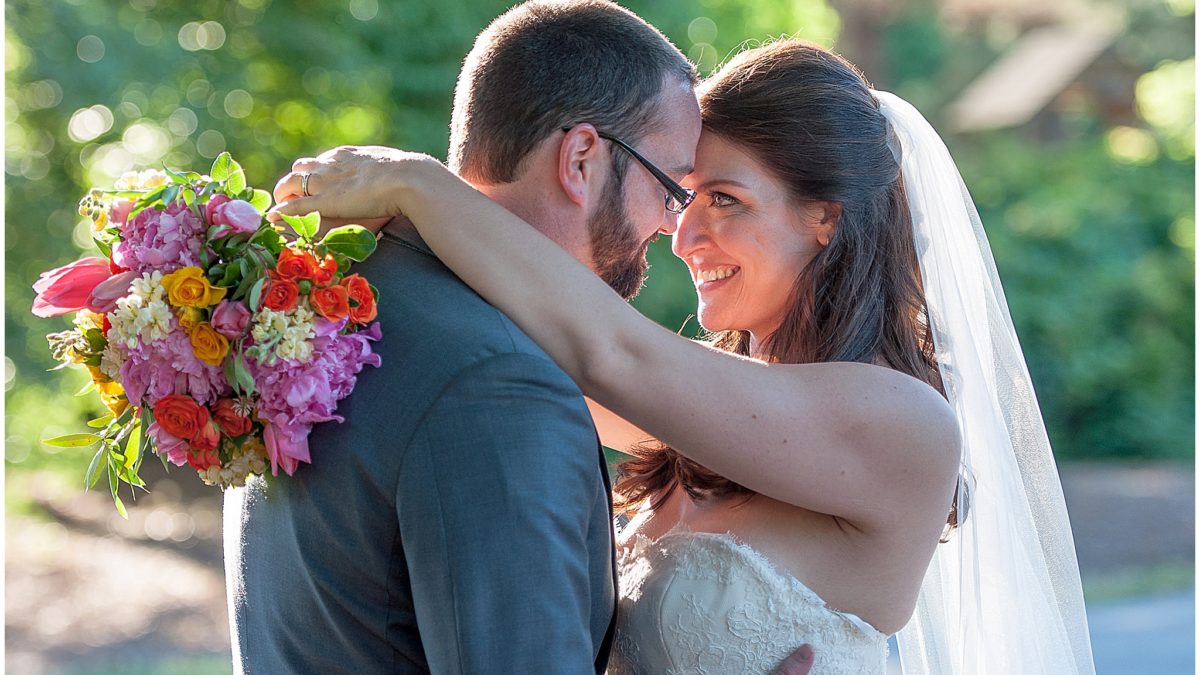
left=272, top=40, right=1093, bottom=674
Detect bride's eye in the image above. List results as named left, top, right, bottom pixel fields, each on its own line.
left=709, top=191, right=738, bottom=207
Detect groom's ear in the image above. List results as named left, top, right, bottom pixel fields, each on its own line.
left=557, top=124, right=605, bottom=209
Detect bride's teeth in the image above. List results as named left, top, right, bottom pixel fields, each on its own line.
left=698, top=267, right=737, bottom=283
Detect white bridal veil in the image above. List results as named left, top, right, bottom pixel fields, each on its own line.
left=872, top=91, right=1096, bottom=674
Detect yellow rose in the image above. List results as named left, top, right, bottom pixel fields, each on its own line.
left=85, top=364, right=109, bottom=383
left=161, top=266, right=228, bottom=308
left=189, top=322, right=230, bottom=366
left=102, top=392, right=129, bottom=417
left=177, top=306, right=205, bottom=331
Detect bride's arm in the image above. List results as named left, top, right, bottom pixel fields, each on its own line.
left=585, top=397, right=656, bottom=454
left=274, top=152, right=961, bottom=528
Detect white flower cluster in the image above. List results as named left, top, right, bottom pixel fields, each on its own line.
left=114, top=169, right=169, bottom=192
left=73, top=309, right=105, bottom=333
left=108, top=271, right=174, bottom=350
left=247, top=304, right=316, bottom=364
left=199, top=444, right=269, bottom=489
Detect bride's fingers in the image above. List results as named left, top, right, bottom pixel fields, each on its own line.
left=267, top=196, right=320, bottom=221
left=290, top=156, right=319, bottom=172
left=273, top=170, right=315, bottom=204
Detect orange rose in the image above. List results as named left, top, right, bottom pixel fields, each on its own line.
left=313, top=254, right=338, bottom=286
left=212, top=399, right=253, bottom=437
left=153, top=395, right=204, bottom=441
left=262, top=277, right=299, bottom=312
left=275, top=248, right=319, bottom=281
left=341, top=274, right=377, bottom=324
left=190, top=407, right=221, bottom=452
left=310, top=284, right=350, bottom=321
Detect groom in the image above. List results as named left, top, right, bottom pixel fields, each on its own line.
left=233, top=1, right=816, bottom=673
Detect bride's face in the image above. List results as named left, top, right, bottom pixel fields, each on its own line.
left=672, top=131, right=829, bottom=342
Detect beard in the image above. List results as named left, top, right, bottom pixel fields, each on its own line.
left=588, top=172, right=654, bottom=300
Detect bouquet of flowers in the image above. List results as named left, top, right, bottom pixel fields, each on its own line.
left=33, top=153, right=382, bottom=515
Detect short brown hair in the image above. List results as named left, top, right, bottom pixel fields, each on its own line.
left=449, top=0, right=696, bottom=184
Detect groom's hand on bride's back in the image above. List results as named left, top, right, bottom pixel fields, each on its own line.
left=769, top=644, right=815, bottom=675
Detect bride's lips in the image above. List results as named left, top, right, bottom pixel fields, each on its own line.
left=693, top=265, right=741, bottom=291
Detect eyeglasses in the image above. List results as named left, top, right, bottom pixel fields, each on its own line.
left=562, top=126, right=696, bottom=213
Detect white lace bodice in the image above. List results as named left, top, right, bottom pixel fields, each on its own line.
left=608, top=527, right=889, bottom=675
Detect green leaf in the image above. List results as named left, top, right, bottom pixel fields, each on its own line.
left=113, top=494, right=128, bottom=519
left=248, top=189, right=272, bottom=213
left=221, top=262, right=241, bottom=287
left=320, top=225, right=378, bottom=262
left=248, top=277, right=268, bottom=310
left=87, top=414, right=114, bottom=429
left=43, top=433, right=102, bottom=448
left=211, top=152, right=233, bottom=182
left=94, top=236, right=112, bottom=258
left=122, top=423, right=141, bottom=470
left=162, top=184, right=181, bottom=205
left=227, top=158, right=247, bottom=194
left=74, top=381, right=97, bottom=396
left=85, top=446, right=106, bottom=489
left=280, top=212, right=319, bottom=240
left=233, top=352, right=256, bottom=396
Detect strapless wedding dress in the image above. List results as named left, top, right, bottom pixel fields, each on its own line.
left=608, top=527, right=889, bottom=674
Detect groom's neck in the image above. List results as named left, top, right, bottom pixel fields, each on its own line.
left=475, top=179, right=592, bottom=268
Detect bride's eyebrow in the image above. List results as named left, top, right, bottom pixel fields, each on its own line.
left=695, top=179, right=749, bottom=191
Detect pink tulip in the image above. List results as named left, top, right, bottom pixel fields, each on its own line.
left=263, top=421, right=311, bottom=476
left=87, top=270, right=138, bottom=313
left=210, top=299, right=252, bottom=338
left=32, top=257, right=113, bottom=318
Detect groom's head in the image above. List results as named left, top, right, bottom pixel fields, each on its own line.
left=449, top=0, right=701, bottom=299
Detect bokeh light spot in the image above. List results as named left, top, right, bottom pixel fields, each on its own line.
left=688, top=16, right=718, bottom=45
left=77, top=35, right=105, bottom=63
left=195, top=129, right=226, bottom=158
left=223, top=89, right=254, bottom=119
left=350, top=0, right=379, bottom=21
left=67, top=105, right=114, bottom=143
left=1105, top=126, right=1159, bottom=165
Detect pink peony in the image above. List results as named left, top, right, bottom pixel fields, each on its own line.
left=32, top=257, right=113, bottom=318
left=87, top=270, right=139, bottom=313
left=120, top=329, right=230, bottom=408
left=111, top=200, right=205, bottom=274
left=263, top=421, right=311, bottom=476
left=248, top=322, right=382, bottom=474
left=210, top=299, right=252, bottom=338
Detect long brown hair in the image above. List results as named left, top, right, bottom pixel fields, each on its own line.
left=614, top=40, right=950, bottom=522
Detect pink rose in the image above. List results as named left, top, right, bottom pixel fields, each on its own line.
left=210, top=299, right=252, bottom=338
left=87, top=270, right=138, bottom=313
left=204, top=194, right=231, bottom=225
left=32, top=257, right=113, bottom=318
left=210, top=199, right=261, bottom=236
left=263, top=421, right=311, bottom=476
left=147, top=421, right=190, bottom=467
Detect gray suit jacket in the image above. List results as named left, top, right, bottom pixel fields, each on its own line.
left=225, top=232, right=617, bottom=673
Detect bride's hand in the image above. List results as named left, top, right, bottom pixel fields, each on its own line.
left=269, top=145, right=434, bottom=234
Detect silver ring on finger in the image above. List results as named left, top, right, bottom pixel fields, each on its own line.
left=301, top=172, right=313, bottom=197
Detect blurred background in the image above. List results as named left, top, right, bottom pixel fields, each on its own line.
left=4, top=0, right=1194, bottom=672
